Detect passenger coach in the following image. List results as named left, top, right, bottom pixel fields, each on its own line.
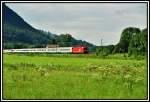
left=3, top=46, right=88, bottom=54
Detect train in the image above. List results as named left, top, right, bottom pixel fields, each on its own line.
left=3, top=46, right=88, bottom=54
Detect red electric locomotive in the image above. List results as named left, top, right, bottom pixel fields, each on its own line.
left=72, top=46, right=88, bottom=54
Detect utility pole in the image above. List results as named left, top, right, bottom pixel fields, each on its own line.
left=101, top=39, right=103, bottom=47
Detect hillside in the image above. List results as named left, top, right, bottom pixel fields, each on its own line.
left=3, top=4, right=95, bottom=50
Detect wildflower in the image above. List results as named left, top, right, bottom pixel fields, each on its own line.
left=135, top=77, right=144, bottom=83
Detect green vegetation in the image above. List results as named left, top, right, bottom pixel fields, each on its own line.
left=3, top=54, right=147, bottom=99
left=96, top=27, right=147, bottom=57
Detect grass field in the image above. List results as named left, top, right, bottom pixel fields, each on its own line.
left=3, top=54, right=147, bottom=99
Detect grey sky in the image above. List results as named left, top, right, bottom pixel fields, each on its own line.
left=5, top=3, right=147, bottom=46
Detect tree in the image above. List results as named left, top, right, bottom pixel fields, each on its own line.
left=113, top=27, right=141, bottom=53
left=52, top=39, right=57, bottom=44
left=128, top=28, right=147, bottom=56
left=96, top=45, right=114, bottom=57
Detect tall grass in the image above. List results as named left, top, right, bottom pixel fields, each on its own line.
left=6, top=52, right=146, bottom=60
left=3, top=54, right=147, bottom=99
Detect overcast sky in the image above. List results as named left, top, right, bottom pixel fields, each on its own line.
left=5, top=3, right=147, bottom=46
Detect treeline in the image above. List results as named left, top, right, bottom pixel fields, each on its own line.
left=3, top=23, right=95, bottom=51
left=96, top=27, right=147, bottom=57
left=3, top=23, right=95, bottom=50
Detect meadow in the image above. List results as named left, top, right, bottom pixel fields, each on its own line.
left=3, top=53, right=147, bottom=99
